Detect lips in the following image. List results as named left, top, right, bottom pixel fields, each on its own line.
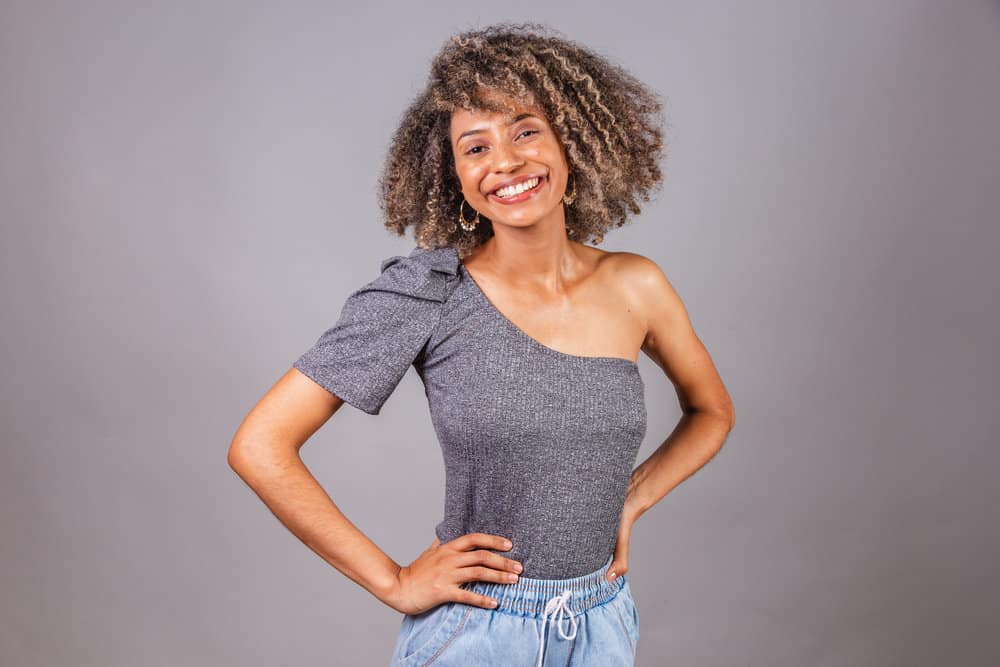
left=487, top=175, right=546, bottom=205
left=487, top=174, right=545, bottom=196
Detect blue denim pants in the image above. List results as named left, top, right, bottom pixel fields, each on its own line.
left=389, top=554, right=639, bottom=666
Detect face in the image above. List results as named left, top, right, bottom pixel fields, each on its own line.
left=450, top=96, right=570, bottom=230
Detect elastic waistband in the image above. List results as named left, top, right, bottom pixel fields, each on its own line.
left=459, top=554, right=625, bottom=618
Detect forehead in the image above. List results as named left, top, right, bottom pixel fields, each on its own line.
left=449, top=91, right=547, bottom=136
left=450, top=105, right=547, bottom=138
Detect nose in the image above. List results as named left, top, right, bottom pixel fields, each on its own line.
left=492, top=140, right=524, bottom=172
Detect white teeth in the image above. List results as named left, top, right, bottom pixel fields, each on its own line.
left=495, top=177, right=539, bottom=199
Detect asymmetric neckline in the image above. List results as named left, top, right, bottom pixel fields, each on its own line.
left=457, top=262, right=640, bottom=369
left=294, top=243, right=648, bottom=577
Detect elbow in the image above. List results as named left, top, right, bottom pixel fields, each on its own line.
left=228, top=436, right=299, bottom=478
left=227, top=438, right=250, bottom=474
left=687, top=395, right=735, bottom=432
left=227, top=437, right=268, bottom=477
left=705, top=397, right=735, bottom=434
left=720, top=395, right=735, bottom=434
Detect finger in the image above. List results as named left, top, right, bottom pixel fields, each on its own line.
left=453, top=588, right=500, bottom=610
left=608, top=559, right=628, bottom=580
left=457, top=564, right=520, bottom=585
left=454, top=549, right=523, bottom=574
left=608, top=519, right=633, bottom=581
left=615, top=539, right=628, bottom=570
left=608, top=545, right=629, bottom=582
left=452, top=532, right=513, bottom=553
left=608, top=559, right=628, bottom=581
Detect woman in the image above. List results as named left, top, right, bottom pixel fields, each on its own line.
left=229, top=22, right=735, bottom=667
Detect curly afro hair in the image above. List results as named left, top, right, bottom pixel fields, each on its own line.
left=377, top=22, right=667, bottom=257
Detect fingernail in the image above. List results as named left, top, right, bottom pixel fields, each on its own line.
left=609, top=571, right=617, bottom=579
left=503, top=540, right=512, bottom=549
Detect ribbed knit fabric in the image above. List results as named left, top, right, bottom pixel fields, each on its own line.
left=293, top=245, right=647, bottom=578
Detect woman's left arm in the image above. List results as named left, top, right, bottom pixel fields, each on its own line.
left=607, top=254, right=736, bottom=581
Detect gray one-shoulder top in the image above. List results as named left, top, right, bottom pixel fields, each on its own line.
left=293, top=245, right=647, bottom=579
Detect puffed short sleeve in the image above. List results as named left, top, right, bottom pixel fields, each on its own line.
left=292, top=245, right=460, bottom=415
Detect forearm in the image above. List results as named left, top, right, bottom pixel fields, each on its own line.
left=623, top=408, right=733, bottom=521
left=228, top=442, right=402, bottom=607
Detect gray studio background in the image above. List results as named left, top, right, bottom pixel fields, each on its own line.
left=2, top=2, right=998, bottom=666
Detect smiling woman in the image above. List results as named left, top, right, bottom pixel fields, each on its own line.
left=378, top=22, right=667, bottom=254
left=450, top=97, right=571, bottom=231
left=229, top=20, right=735, bottom=667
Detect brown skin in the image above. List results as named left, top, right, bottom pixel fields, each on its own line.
left=450, top=96, right=736, bottom=584
left=227, top=369, right=522, bottom=614
left=227, top=94, right=734, bottom=616
left=378, top=23, right=667, bottom=252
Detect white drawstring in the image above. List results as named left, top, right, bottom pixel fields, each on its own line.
left=536, top=589, right=578, bottom=667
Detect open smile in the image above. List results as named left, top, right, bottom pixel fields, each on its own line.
left=488, top=175, right=546, bottom=205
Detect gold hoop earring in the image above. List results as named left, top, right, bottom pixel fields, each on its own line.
left=562, top=173, right=577, bottom=206
left=458, top=197, right=480, bottom=231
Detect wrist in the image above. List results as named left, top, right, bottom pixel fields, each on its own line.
left=370, top=562, right=404, bottom=611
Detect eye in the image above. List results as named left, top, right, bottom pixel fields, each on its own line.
left=463, top=129, right=538, bottom=156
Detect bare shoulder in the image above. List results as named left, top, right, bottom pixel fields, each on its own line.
left=593, top=249, right=690, bottom=329
left=597, top=249, right=670, bottom=286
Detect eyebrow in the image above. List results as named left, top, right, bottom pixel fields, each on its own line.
left=455, top=113, right=540, bottom=143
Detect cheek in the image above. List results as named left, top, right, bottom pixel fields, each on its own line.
left=533, top=142, right=564, bottom=166
left=458, top=166, right=488, bottom=197
left=549, top=144, right=569, bottom=164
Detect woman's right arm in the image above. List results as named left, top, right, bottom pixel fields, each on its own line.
left=226, top=368, right=521, bottom=614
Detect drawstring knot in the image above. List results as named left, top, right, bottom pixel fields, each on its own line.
left=535, top=589, right=578, bottom=667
